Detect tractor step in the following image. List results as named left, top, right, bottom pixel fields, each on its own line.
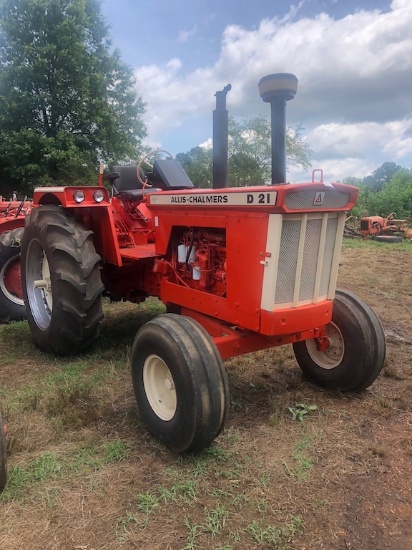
left=119, top=244, right=159, bottom=261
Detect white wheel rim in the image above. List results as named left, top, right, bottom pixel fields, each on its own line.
left=33, top=253, right=53, bottom=312
left=26, top=240, right=53, bottom=330
left=306, top=322, right=344, bottom=369
left=143, top=354, right=177, bottom=421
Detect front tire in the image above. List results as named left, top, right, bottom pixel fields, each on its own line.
left=0, top=412, right=7, bottom=493
left=131, top=314, right=229, bottom=453
left=293, top=290, right=386, bottom=392
left=21, top=205, right=104, bottom=355
left=0, top=227, right=25, bottom=323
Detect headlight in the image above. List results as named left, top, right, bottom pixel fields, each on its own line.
left=93, top=190, right=105, bottom=203
left=73, top=190, right=85, bottom=203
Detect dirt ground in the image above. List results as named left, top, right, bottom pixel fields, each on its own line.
left=0, top=242, right=411, bottom=549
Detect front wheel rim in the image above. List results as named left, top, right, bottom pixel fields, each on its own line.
left=306, top=322, right=344, bottom=369
left=143, top=354, right=177, bottom=421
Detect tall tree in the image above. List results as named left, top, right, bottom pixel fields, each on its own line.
left=362, top=162, right=402, bottom=192
left=228, top=116, right=311, bottom=186
left=175, top=146, right=213, bottom=187
left=0, top=0, right=146, bottom=194
left=349, top=165, right=412, bottom=218
left=366, top=169, right=412, bottom=218
left=176, top=116, right=312, bottom=188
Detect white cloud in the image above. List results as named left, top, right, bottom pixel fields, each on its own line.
left=289, top=158, right=378, bottom=183
left=307, top=119, right=412, bottom=160
left=199, top=138, right=213, bottom=149
left=135, top=0, right=412, bottom=176
left=178, top=25, right=198, bottom=43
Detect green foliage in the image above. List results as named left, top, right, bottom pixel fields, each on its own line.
left=288, top=403, right=317, bottom=422
left=342, top=237, right=412, bottom=251
left=246, top=516, right=303, bottom=546
left=204, top=504, right=229, bottom=537
left=375, top=169, right=412, bottom=218
left=1, top=452, right=63, bottom=500
left=291, top=436, right=314, bottom=482
left=103, top=440, right=132, bottom=463
left=282, top=434, right=315, bottom=482
left=362, top=162, right=402, bottom=191
left=351, top=167, right=412, bottom=218
left=0, top=0, right=146, bottom=194
left=228, top=117, right=311, bottom=186
left=176, top=146, right=213, bottom=187
left=176, top=115, right=312, bottom=187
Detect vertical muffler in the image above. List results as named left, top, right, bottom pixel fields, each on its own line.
left=212, top=84, right=231, bottom=189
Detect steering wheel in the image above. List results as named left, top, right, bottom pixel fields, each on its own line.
left=137, top=149, right=174, bottom=188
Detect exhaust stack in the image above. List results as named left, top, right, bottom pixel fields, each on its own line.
left=258, top=73, right=298, bottom=185
left=212, top=84, right=231, bottom=189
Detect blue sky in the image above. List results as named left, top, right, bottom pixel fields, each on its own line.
left=101, top=0, right=411, bottom=181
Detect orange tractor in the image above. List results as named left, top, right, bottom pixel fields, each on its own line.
left=19, top=73, right=386, bottom=452
left=359, top=212, right=407, bottom=242
left=0, top=197, right=31, bottom=322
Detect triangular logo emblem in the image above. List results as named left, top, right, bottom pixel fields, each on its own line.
left=313, top=192, right=325, bottom=206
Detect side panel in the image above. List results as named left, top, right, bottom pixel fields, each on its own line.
left=158, top=211, right=269, bottom=330
left=224, top=214, right=267, bottom=314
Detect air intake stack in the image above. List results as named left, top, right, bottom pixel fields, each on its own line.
left=212, top=84, right=231, bottom=189
left=258, top=73, right=298, bottom=185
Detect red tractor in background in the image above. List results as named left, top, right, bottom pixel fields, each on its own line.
left=0, top=196, right=31, bottom=322
left=19, top=73, right=386, bottom=453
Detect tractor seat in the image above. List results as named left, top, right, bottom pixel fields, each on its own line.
left=108, top=166, right=160, bottom=202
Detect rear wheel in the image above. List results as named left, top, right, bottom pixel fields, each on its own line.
left=0, top=227, right=25, bottom=323
left=293, top=290, right=386, bottom=391
left=21, top=205, right=104, bottom=355
left=0, top=412, right=7, bottom=492
left=131, top=314, right=229, bottom=453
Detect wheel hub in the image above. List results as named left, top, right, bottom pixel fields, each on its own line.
left=143, top=354, right=177, bottom=421
left=307, top=322, right=344, bottom=369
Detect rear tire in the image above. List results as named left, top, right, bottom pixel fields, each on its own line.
left=21, top=205, right=104, bottom=355
left=131, top=314, right=229, bottom=453
left=293, top=290, right=386, bottom=392
left=0, top=227, right=25, bottom=323
left=0, top=412, right=7, bottom=493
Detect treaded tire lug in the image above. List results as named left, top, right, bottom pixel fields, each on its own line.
left=21, top=205, right=103, bottom=355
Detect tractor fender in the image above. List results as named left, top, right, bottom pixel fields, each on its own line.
left=32, top=187, right=122, bottom=266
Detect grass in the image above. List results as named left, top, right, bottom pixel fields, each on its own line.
left=1, top=247, right=412, bottom=549
left=342, top=236, right=412, bottom=250
left=246, top=516, right=303, bottom=547
left=1, top=438, right=134, bottom=503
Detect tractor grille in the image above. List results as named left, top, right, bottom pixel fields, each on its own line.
left=261, top=212, right=345, bottom=311
left=285, top=189, right=351, bottom=209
